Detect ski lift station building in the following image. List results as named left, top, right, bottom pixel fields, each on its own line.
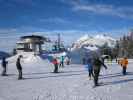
left=16, top=35, right=50, bottom=54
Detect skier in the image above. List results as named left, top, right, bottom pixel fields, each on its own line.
left=52, top=58, right=59, bottom=73
left=93, top=57, right=107, bottom=87
left=87, top=58, right=93, bottom=80
left=82, top=57, right=86, bottom=64
left=115, top=56, right=118, bottom=63
left=65, top=56, right=70, bottom=65
left=1, top=57, right=8, bottom=76
left=13, top=48, right=17, bottom=55
left=60, top=56, right=64, bottom=67
left=118, top=58, right=123, bottom=66
left=16, top=55, right=23, bottom=80
left=108, top=56, right=112, bottom=65
left=121, top=57, right=128, bottom=75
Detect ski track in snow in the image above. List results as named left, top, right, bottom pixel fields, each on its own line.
left=0, top=60, right=133, bottom=100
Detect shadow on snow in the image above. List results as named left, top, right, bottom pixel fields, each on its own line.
left=23, top=70, right=87, bottom=80
left=99, top=72, right=133, bottom=86
left=23, top=70, right=86, bottom=76
left=100, top=72, right=133, bottom=79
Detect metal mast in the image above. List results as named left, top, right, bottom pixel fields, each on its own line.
left=57, top=33, right=61, bottom=51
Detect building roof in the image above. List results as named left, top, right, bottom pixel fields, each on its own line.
left=21, top=35, right=43, bottom=39
left=20, top=35, right=51, bottom=42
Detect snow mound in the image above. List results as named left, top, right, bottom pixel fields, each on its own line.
left=7, top=52, right=53, bottom=67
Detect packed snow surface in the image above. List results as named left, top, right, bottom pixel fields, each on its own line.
left=1, top=55, right=133, bottom=100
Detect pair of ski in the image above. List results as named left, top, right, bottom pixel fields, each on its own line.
left=92, top=82, right=106, bottom=88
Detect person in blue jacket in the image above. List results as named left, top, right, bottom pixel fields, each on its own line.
left=87, top=58, right=94, bottom=80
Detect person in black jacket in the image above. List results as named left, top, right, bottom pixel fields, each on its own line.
left=93, top=57, right=107, bottom=87
left=16, top=55, right=23, bottom=80
left=1, top=57, right=8, bottom=76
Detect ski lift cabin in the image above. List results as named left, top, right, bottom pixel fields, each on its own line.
left=16, top=35, right=49, bottom=54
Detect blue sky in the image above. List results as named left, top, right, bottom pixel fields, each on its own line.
left=0, top=0, right=133, bottom=51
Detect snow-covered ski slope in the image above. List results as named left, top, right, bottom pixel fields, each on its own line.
left=1, top=58, right=133, bottom=100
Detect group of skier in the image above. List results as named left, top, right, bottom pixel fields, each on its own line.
left=52, top=56, right=70, bottom=73
left=1, top=55, right=70, bottom=79
left=1, top=55, right=23, bottom=80
left=86, top=57, right=107, bottom=87
left=1, top=54, right=129, bottom=86
left=86, top=56, right=129, bottom=87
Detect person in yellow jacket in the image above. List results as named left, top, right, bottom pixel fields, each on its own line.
left=121, top=57, right=128, bottom=75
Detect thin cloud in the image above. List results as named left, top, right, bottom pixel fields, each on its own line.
left=63, top=0, right=133, bottom=19
left=39, top=17, right=70, bottom=24
left=0, top=28, right=17, bottom=34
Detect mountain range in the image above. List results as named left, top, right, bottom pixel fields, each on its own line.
left=71, top=34, right=116, bottom=51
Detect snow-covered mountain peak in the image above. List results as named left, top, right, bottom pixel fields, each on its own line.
left=72, top=34, right=116, bottom=50
left=95, top=34, right=115, bottom=41
left=77, top=34, right=90, bottom=42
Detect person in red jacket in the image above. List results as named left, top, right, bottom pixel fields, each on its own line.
left=52, top=58, right=59, bottom=73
